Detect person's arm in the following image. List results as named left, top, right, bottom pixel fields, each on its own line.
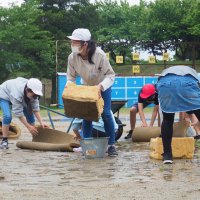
left=138, top=103, right=148, bottom=127
left=99, top=53, right=115, bottom=92
left=149, top=105, right=159, bottom=127
left=10, top=97, right=38, bottom=136
left=19, top=116, right=38, bottom=136
left=30, top=99, right=49, bottom=128
left=34, top=111, right=49, bottom=128
left=71, top=118, right=82, bottom=140
left=66, top=54, right=77, bottom=87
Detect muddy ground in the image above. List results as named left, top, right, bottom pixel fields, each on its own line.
left=1, top=114, right=200, bottom=200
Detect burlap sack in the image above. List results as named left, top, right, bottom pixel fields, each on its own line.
left=16, top=126, right=80, bottom=152
left=150, top=137, right=195, bottom=159
left=62, top=83, right=104, bottom=122
left=0, top=118, right=21, bottom=139
left=132, top=120, right=190, bottom=142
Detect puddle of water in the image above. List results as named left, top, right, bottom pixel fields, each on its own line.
left=1, top=137, right=200, bottom=192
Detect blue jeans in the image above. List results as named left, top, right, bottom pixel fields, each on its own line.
left=82, top=87, right=115, bottom=145
left=0, top=99, right=35, bottom=126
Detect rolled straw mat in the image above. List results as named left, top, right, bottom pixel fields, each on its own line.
left=16, top=126, right=80, bottom=152
left=132, top=120, right=190, bottom=142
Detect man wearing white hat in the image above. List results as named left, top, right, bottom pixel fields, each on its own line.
left=0, top=77, right=48, bottom=149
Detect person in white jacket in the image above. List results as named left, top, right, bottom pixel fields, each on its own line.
left=0, top=77, right=48, bottom=149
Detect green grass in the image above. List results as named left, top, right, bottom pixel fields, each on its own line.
left=195, top=141, right=200, bottom=149
left=113, top=60, right=200, bottom=76
left=0, top=106, right=154, bottom=118
left=40, top=106, right=154, bottom=117
left=118, top=107, right=153, bottom=114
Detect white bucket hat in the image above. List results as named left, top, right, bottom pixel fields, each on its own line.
left=67, top=28, right=91, bottom=41
left=27, top=78, right=43, bottom=96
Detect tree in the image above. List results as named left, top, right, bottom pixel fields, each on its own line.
left=144, top=0, right=200, bottom=60
left=36, top=0, right=99, bottom=39
left=94, top=0, right=149, bottom=64
left=0, top=0, right=54, bottom=82
left=35, top=0, right=100, bottom=70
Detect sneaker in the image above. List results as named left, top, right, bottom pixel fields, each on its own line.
left=73, top=147, right=82, bottom=153
left=0, top=140, right=8, bottom=149
left=108, top=145, right=118, bottom=157
left=124, top=130, right=133, bottom=139
left=162, top=153, right=173, bottom=164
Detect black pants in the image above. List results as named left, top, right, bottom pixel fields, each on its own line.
left=162, top=109, right=200, bottom=154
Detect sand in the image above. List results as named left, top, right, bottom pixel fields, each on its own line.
left=1, top=115, right=200, bottom=200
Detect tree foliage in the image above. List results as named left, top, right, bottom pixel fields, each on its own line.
left=37, top=0, right=100, bottom=71
left=145, top=0, right=200, bottom=59
left=95, top=0, right=147, bottom=63
left=0, top=0, right=54, bottom=82
left=0, top=0, right=200, bottom=82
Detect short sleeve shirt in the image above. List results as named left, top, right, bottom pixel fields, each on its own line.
left=138, top=91, right=159, bottom=105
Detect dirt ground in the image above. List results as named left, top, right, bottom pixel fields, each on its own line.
left=1, top=115, right=200, bottom=200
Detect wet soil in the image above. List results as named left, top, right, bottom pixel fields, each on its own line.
left=1, top=116, right=200, bottom=200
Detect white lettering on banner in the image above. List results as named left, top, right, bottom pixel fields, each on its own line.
left=115, top=91, right=118, bottom=95
left=134, top=81, right=137, bottom=84
left=134, top=91, right=137, bottom=95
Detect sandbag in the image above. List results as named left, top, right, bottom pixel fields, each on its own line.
left=132, top=120, right=190, bottom=142
left=0, top=118, right=21, bottom=139
left=150, top=137, right=195, bottom=159
left=62, top=83, right=104, bottom=122
left=16, top=126, right=80, bottom=152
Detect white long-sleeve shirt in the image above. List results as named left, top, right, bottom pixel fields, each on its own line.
left=0, top=77, right=40, bottom=117
left=67, top=47, right=115, bottom=91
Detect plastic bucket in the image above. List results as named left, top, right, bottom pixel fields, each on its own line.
left=80, top=137, right=109, bottom=159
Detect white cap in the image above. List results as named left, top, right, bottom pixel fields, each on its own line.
left=27, top=78, right=43, bottom=96
left=67, top=28, right=91, bottom=41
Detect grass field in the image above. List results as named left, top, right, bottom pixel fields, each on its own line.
left=113, top=60, right=200, bottom=76
left=0, top=106, right=154, bottom=118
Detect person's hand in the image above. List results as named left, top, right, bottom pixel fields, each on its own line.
left=41, top=123, right=50, bottom=128
left=27, top=125, right=38, bottom=136
left=191, top=120, right=200, bottom=127
left=97, top=84, right=103, bottom=99
left=74, top=132, right=82, bottom=141
left=141, top=122, right=148, bottom=127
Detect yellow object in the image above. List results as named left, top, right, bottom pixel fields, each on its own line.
left=132, top=65, right=140, bottom=73
left=106, top=52, right=110, bottom=60
left=116, top=56, right=123, bottom=64
left=62, top=83, right=104, bottom=122
left=148, top=56, right=156, bottom=63
left=163, top=52, right=169, bottom=61
left=150, top=137, right=195, bottom=160
left=132, top=52, right=140, bottom=61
